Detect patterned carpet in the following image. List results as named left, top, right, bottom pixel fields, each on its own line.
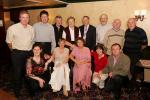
left=0, top=64, right=150, bottom=100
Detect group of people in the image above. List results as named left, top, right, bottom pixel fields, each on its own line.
left=5, top=10, right=148, bottom=99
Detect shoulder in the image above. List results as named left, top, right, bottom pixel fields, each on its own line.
left=79, top=25, right=84, bottom=29
left=33, top=22, right=40, bottom=27
left=8, top=23, right=20, bottom=30
left=121, top=53, right=130, bottom=61
left=84, top=47, right=90, bottom=51
left=89, top=25, right=96, bottom=29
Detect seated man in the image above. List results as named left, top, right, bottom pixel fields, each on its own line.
left=102, top=43, right=130, bottom=99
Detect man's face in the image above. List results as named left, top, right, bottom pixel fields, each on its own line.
left=113, top=19, right=121, bottom=30
left=55, top=18, right=62, bottom=26
left=111, top=45, right=121, bottom=56
left=127, top=18, right=136, bottom=30
left=40, top=14, right=49, bottom=23
left=100, top=15, right=108, bottom=25
left=19, top=13, right=29, bottom=26
left=82, top=17, right=89, bottom=26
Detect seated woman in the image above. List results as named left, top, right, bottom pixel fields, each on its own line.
left=26, top=43, right=50, bottom=96
left=66, top=38, right=91, bottom=93
left=45, top=38, right=70, bottom=96
left=91, top=44, right=108, bottom=89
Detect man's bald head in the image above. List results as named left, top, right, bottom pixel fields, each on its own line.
left=127, top=18, right=136, bottom=30
left=112, top=19, right=121, bottom=31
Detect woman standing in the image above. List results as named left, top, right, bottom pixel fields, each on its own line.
left=45, top=38, right=70, bottom=96
left=68, top=38, right=91, bottom=92
left=62, top=16, right=81, bottom=44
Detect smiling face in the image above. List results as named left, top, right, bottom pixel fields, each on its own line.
left=68, top=18, right=75, bottom=27
left=111, top=45, right=121, bottom=57
left=58, top=40, right=65, bottom=48
left=19, top=13, right=29, bottom=26
left=77, top=40, right=84, bottom=48
left=82, top=17, right=89, bottom=26
left=33, top=46, right=42, bottom=57
left=96, top=48, right=103, bottom=55
left=127, top=18, right=136, bottom=30
left=112, top=19, right=121, bottom=30
left=55, top=17, right=62, bottom=26
left=100, top=14, right=108, bottom=25
left=40, top=14, right=49, bottom=23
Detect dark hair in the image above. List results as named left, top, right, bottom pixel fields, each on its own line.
left=83, top=16, right=90, bottom=20
left=94, top=44, right=104, bottom=51
left=19, top=10, right=29, bottom=16
left=76, top=38, right=85, bottom=46
left=55, top=15, right=62, bottom=19
left=32, top=43, right=42, bottom=50
left=67, top=16, right=75, bottom=23
left=58, top=38, right=66, bottom=43
left=40, top=10, right=49, bottom=17
left=111, top=43, right=121, bottom=49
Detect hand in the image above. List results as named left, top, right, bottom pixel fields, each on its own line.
left=44, top=62, right=49, bottom=71
left=26, top=67, right=32, bottom=75
left=108, top=72, right=113, bottom=77
left=44, top=54, right=51, bottom=60
left=38, top=78, right=45, bottom=88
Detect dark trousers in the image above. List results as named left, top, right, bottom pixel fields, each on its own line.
left=26, top=70, right=50, bottom=96
left=125, top=53, right=142, bottom=80
left=11, top=49, right=30, bottom=96
left=36, top=42, right=51, bottom=55
left=104, top=75, right=128, bottom=99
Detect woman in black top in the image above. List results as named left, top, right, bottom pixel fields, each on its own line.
left=26, top=43, right=50, bottom=96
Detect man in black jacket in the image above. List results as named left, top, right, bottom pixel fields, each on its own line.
left=123, top=18, right=148, bottom=81
left=79, top=16, right=96, bottom=50
left=53, top=16, right=64, bottom=46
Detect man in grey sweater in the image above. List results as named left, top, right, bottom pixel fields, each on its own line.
left=33, top=10, right=56, bottom=56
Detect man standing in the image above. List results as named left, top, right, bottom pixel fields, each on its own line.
left=6, top=10, right=34, bottom=97
left=104, top=19, right=125, bottom=55
left=33, top=10, right=56, bottom=55
left=96, top=14, right=112, bottom=45
left=123, top=18, right=148, bottom=80
left=103, top=43, right=130, bottom=99
left=53, top=16, right=64, bottom=47
left=79, top=16, right=96, bottom=50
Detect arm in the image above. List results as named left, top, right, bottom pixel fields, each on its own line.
left=140, top=29, right=148, bottom=50
left=51, top=27, right=56, bottom=52
left=92, top=27, right=96, bottom=50
left=62, top=49, right=69, bottom=64
left=6, top=27, right=13, bottom=50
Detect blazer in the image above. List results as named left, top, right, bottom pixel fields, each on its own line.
left=79, top=25, right=96, bottom=50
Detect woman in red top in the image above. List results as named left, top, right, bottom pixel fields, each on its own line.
left=91, top=44, right=108, bottom=88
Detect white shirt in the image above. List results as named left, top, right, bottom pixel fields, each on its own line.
left=62, top=27, right=81, bottom=41
left=6, top=23, right=34, bottom=51
left=83, top=24, right=89, bottom=40
left=96, top=24, right=112, bottom=44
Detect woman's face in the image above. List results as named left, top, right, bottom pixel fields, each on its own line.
left=96, top=48, right=103, bottom=55
left=77, top=40, right=84, bottom=48
left=33, top=46, right=42, bottom=56
left=68, top=19, right=75, bottom=27
left=59, top=41, right=65, bottom=48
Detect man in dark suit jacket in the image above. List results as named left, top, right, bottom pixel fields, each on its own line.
left=79, top=16, right=96, bottom=50
left=53, top=16, right=64, bottom=46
